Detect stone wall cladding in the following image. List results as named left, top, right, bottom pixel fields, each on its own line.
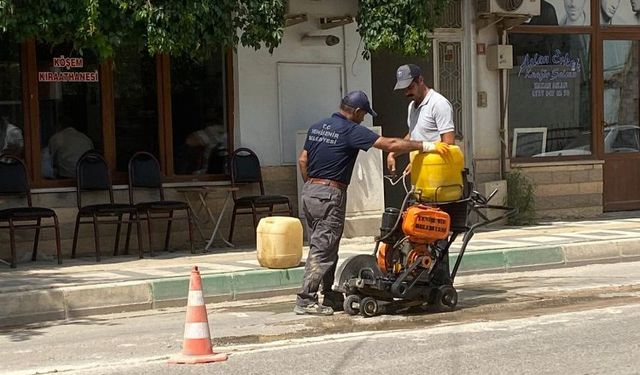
left=512, top=162, right=603, bottom=220
left=473, top=158, right=501, bottom=185
left=0, top=166, right=299, bottom=260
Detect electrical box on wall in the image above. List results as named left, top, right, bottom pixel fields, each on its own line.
left=487, top=44, right=513, bottom=70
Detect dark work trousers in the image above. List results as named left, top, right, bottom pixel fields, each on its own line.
left=296, top=182, right=347, bottom=307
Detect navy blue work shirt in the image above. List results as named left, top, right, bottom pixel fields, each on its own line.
left=303, top=113, right=380, bottom=185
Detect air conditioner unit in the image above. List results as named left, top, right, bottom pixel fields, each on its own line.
left=477, top=0, right=540, bottom=16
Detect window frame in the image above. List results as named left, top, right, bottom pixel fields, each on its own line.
left=508, top=7, right=596, bottom=162
left=512, top=127, right=548, bottom=157
left=17, top=39, right=234, bottom=188
left=508, top=0, right=640, bottom=163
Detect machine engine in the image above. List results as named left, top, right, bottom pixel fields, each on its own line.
left=377, top=204, right=451, bottom=276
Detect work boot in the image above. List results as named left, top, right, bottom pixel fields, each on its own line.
left=322, top=292, right=344, bottom=312
left=293, top=303, right=334, bottom=316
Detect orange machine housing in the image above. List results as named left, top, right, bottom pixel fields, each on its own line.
left=377, top=243, right=433, bottom=275
left=402, top=205, right=451, bottom=243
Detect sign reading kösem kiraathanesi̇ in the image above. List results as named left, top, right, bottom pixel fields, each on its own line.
left=38, top=56, right=99, bottom=82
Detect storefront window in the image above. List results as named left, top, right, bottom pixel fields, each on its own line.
left=603, top=40, right=639, bottom=153
left=171, top=50, right=227, bottom=175
left=525, top=0, right=591, bottom=26
left=508, top=33, right=591, bottom=158
left=113, top=43, right=158, bottom=171
left=37, top=43, right=102, bottom=179
left=600, top=0, right=640, bottom=25
left=0, top=38, right=24, bottom=158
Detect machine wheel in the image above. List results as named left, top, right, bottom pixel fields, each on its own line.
left=432, top=285, right=458, bottom=312
left=343, top=295, right=361, bottom=316
left=360, top=297, right=379, bottom=318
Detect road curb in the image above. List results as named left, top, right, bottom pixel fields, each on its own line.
left=150, top=268, right=304, bottom=308
left=0, top=289, right=65, bottom=327
left=64, top=282, right=153, bottom=318
left=450, top=245, right=565, bottom=275
left=504, top=246, right=565, bottom=270
left=563, top=238, right=640, bottom=263
left=0, top=242, right=635, bottom=327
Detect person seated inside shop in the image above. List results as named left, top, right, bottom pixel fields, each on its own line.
left=43, top=119, right=94, bottom=179
left=176, top=124, right=227, bottom=175
left=0, top=113, right=24, bottom=157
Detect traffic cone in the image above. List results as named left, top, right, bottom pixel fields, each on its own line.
left=168, top=266, right=228, bottom=364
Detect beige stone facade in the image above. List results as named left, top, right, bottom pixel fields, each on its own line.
left=462, top=158, right=604, bottom=221
left=510, top=160, right=604, bottom=220
left=0, top=166, right=299, bottom=262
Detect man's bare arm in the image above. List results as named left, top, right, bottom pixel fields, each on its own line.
left=374, top=137, right=423, bottom=154
left=441, top=131, right=455, bottom=145
left=387, top=133, right=410, bottom=158
left=298, top=149, right=309, bottom=182
left=386, top=133, right=410, bottom=172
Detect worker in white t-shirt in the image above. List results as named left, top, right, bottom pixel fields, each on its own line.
left=386, top=64, right=455, bottom=174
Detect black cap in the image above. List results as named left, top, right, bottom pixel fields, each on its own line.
left=341, top=90, right=377, bottom=117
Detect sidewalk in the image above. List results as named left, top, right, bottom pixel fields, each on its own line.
left=2, top=212, right=640, bottom=327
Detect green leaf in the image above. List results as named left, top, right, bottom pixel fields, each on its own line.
left=0, top=0, right=451, bottom=60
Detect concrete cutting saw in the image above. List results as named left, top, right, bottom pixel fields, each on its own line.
left=333, top=171, right=516, bottom=317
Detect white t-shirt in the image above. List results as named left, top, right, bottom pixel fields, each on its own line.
left=0, top=123, right=24, bottom=153
left=48, top=127, right=94, bottom=178
left=407, top=89, right=455, bottom=142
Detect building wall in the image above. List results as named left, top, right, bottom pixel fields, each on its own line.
left=469, top=10, right=603, bottom=219
left=235, top=0, right=371, bottom=167
left=1, top=0, right=366, bottom=262
left=7, top=1, right=621, bottom=265
left=472, top=23, right=503, bottom=185
left=511, top=161, right=604, bottom=219
left=0, top=166, right=298, bottom=262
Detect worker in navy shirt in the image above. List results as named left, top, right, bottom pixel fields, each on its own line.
left=295, top=90, right=451, bottom=315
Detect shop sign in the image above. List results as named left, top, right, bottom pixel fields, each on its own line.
left=38, top=55, right=99, bottom=82
left=517, top=49, right=581, bottom=98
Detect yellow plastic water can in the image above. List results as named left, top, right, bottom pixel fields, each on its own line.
left=256, top=216, right=303, bottom=269
left=410, top=145, right=464, bottom=202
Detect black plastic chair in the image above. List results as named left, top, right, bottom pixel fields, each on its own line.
left=71, top=151, right=143, bottom=261
left=228, top=147, right=293, bottom=242
left=125, top=151, right=194, bottom=254
left=0, top=155, right=62, bottom=268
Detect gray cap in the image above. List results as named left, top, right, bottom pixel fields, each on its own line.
left=394, top=64, right=422, bottom=90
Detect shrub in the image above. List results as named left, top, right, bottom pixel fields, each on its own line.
left=505, top=169, right=537, bottom=225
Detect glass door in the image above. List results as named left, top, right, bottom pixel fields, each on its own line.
left=603, top=40, right=639, bottom=154
left=602, top=39, right=640, bottom=210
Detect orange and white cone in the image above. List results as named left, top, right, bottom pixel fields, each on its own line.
left=168, top=266, right=228, bottom=364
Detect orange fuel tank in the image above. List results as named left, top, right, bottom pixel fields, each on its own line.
left=402, top=205, right=450, bottom=243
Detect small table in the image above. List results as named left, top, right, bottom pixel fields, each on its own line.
left=177, top=186, right=239, bottom=251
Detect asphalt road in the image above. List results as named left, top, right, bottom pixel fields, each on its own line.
left=3, top=261, right=640, bottom=375
left=91, top=303, right=640, bottom=375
